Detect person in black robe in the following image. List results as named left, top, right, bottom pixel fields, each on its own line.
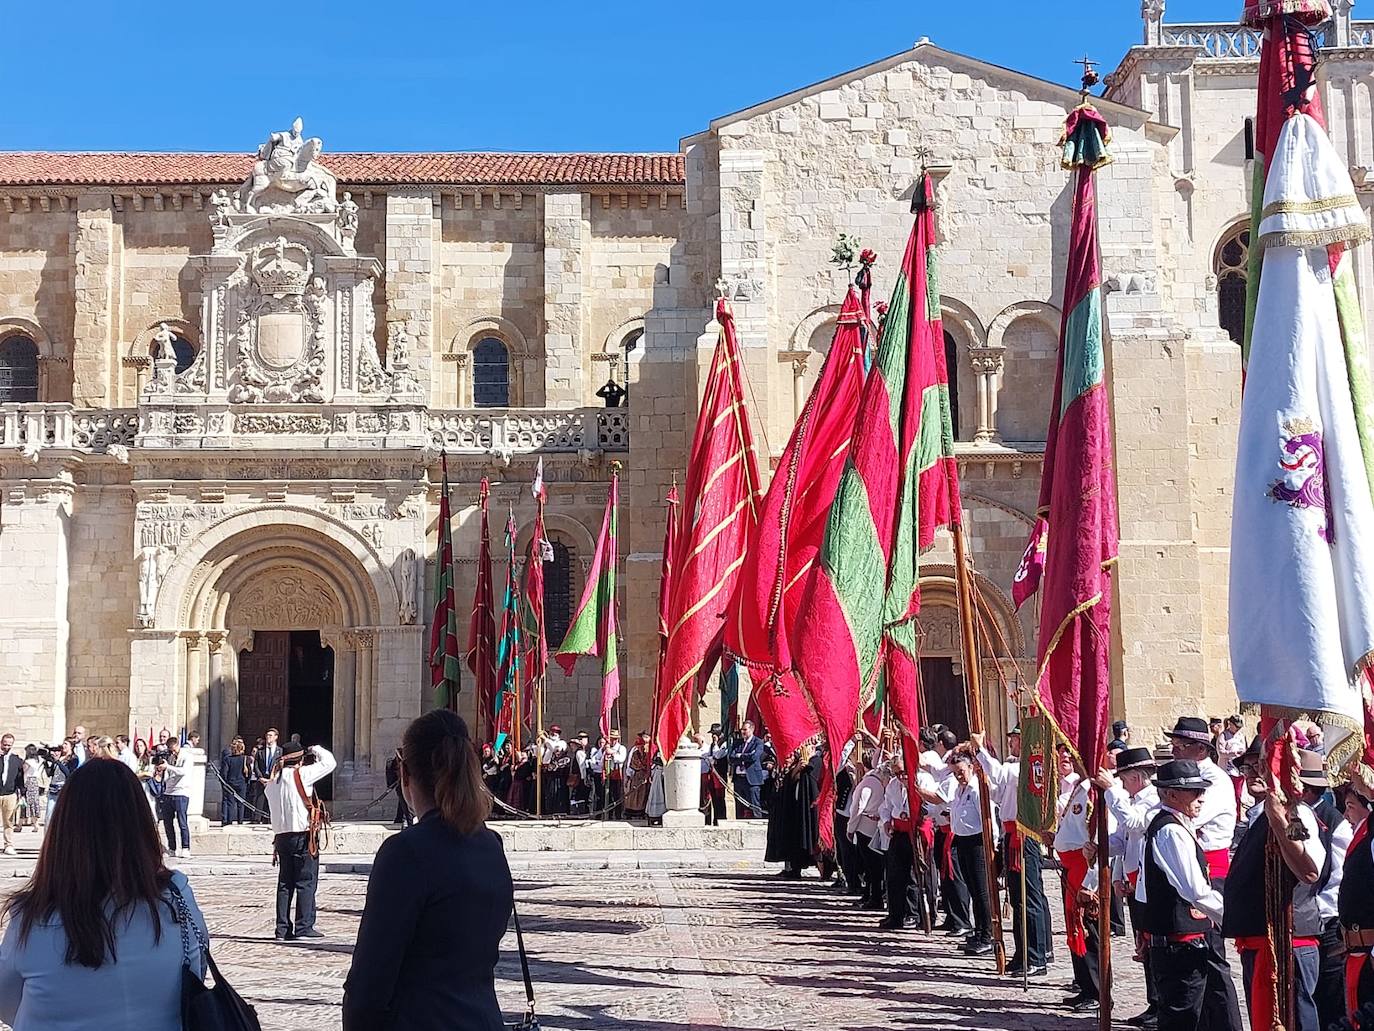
left=765, top=746, right=821, bottom=878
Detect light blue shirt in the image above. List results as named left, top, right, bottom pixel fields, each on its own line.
left=0, top=870, right=207, bottom=1031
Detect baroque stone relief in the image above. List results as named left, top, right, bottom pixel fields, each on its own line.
left=226, top=240, right=328, bottom=403
left=239, top=118, right=339, bottom=214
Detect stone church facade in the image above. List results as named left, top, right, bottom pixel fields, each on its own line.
left=3, top=4, right=1374, bottom=801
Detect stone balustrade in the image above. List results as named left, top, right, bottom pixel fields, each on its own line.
left=0, top=403, right=629, bottom=456
left=1159, top=22, right=1374, bottom=58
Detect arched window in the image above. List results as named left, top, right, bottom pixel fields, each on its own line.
left=807, top=319, right=837, bottom=354
left=943, top=331, right=962, bottom=441
left=1215, top=225, right=1250, bottom=346
left=472, top=336, right=510, bottom=407
left=545, top=539, right=573, bottom=646
left=0, top=335, right=39, bottom=403
left=619, top=327, right=643, bottom=403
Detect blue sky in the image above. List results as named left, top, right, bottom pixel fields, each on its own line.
left=6, top=0, right=1235, bottom=153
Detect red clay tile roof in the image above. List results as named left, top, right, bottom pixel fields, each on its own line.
left=0, top=152, right=685, bottom=188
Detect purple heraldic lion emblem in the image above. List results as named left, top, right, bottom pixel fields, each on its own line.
left=1267, top=416, right=1333, bottom=542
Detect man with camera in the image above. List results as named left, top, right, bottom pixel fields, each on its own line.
left=264, top=739, right=336, bottom=940
left=149, top=738, right=194, bottom=857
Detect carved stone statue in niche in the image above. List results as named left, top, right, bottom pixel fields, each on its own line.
left=137, top=546, right=162, bottom=628
left=338, top=191, right=359, bottom=249
left=397, top=548, right=418, bottom=624
left=240, top=118, right=339, bottom=214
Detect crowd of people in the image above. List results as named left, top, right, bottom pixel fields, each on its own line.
left=745, top=709, right=1374, bottom=1031
left=0, top=709, right=515, bottom=1031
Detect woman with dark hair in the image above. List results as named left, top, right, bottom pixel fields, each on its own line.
left=342, top=709, right=514, bottom=1031
left=0, top=758, right=208, bottom=1029
left=219, top=736, right=250, bottom=826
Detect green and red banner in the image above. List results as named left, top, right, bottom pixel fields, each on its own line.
left=429, top=453, right=461, bottom=710
left=556, top=473, right=620, bottom=737
left=655, top=301, right=762, bottom=761
left=521, top=462, right=549, bottom=733
left=466, top=478, right=498, bottom=742
left=1011, top=104, right=1118, bottom=776
left=793, top=175, right=960, bottom=767
left=493, top=509, right=523, bottom=750
left=725, top=282, right=868, bottom=760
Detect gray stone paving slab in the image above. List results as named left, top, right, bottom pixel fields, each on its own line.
left=2, top=863, right=1164, bottom=1030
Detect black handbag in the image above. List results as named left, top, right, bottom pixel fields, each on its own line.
left=169, top=880, right=263, bottom=1031
left=508, top=902, right=540, bottom=1031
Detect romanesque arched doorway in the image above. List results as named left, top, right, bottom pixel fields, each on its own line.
left=133, top=510, right=411, bottom=802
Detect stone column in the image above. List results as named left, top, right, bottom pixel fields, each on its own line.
left=969, top=349, right=1004, bottom=444
left=543, top=192, right=588, bottom=406
left=71, top=193, right=118, bottom=406
left=183, top=632, right=205, bottom=740
left=1143, top=0, right=1165, bottom=45
left=778, top=351, right=809, bottom=423
left=335, top=638, right=357, bottom=765
left=384, top=191, right=437, bottom=402
left=353, top=630, right=376, bottom=768
left=206, top=632, right=227, bottom=755
left=663, top=733, right=705, bottom=827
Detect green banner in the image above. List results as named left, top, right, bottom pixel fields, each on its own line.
left=1016, top=713, right=1060, bottom=843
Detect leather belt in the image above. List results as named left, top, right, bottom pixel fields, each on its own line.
left=1345, top=927, right=1374, bottom=948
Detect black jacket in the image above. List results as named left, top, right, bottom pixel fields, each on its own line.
left=0, top=753, right=21, bottom=795
left=343, top=809, right=515, bottom=1031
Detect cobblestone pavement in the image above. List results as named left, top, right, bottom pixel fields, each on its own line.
left=2, top=863, right=1165, bottom=1031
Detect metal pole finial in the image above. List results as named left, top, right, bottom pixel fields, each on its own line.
left=1075, top=56, right=1101, bottom=95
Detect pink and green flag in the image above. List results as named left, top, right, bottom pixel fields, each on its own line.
left=793, top=175, right=959, bottom=765
left=1011, top=104, right=1118, bottom=777
left=493, top=509, right=522, bottom=750
left=555, top=473, right=620, bottom=737
left=429, top=453, right=461, bottom=710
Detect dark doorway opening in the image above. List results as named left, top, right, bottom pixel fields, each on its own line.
left=237, top=629, right=334, bottom=800
left=918, top=657, right=970, bottom=741
left=288, top=631, right=334, bottom=800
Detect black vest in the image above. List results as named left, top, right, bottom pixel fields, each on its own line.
left=1340, top=824, right=1374, bottom=932
left=1141, top=809, right=1212, bottom=937
left=1222, top=807, right=1324, bottom=937
left=1312, top=797, right=1345, bottom=896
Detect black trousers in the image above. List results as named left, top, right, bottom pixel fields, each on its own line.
left=1127, top=895, right=1160, bottom=1013
left=856, top=831, right=885, bottom=907
left=836, top=816, right=862, bottom=893
left=885, top=829, right=921, bottom=925
left=934, top=826, right=971, bottom=929
left=954, top=832, right=992, bottom=942
left=1152, top=939, right=1210, bottom=1031
left=274, top=831, right=318, bottom=937
left=606, top=777, right=624, bottom=819
left=1067, top=890, right=1102, bottom=1002
left=1006, top=835, right=1049, bottom=968
left=1315, top=917, right=1345, bottom=1031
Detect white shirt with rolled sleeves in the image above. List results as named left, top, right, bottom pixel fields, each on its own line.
left=950, top=776, right=986, bottom=837
left=976, top=748, right=1019, bottom=823
left=921, top=750, right=955, bottom=826
left=847, top=771, right=886, bottom=841
left=1317, top=811, right=1353, bottom=921
left=540, top=734, right=567, bottom=765
left=1054, top=776, right=1094, bottom=854
left=1134, top=805, right=1225, bottom=923
left=1194, top=757, right=1238, bottom=853
left=879, top=775, right=910, bottom=825
left=265, top=745, right=337, bottom=835
left=1104, top=783, right=1159, bottom=881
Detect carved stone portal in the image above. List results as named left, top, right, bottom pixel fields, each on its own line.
left=227, top=568, right=343, bottom=630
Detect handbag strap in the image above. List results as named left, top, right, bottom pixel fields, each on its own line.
left=167, top=878, right=210, bottom=965
left=511, top=900, right=535, bottom=1016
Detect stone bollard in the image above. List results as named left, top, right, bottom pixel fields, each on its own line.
left=183, top=747, right=211, bottom=833
left=662, top=732, right=705, bottom=828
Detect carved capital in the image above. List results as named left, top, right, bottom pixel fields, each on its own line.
left=777, top=349, right=811, bottom=376
left=352, top=629, right=376, bottom=649
left=204, top=630, right=227, bottom=652
left=967, top=348, right=1005, bottom=375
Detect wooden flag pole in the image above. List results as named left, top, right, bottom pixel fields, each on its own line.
left=951, top=521, right=1007, bottom=974
left=1095, top=788, right=1113, bottom=1031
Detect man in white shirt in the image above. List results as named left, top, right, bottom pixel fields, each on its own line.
left=264, top=740, right=337, bottom=940
left=0, top=735, right=20, bottom=856
left=1137, top=759, right=1238, bottom=1031
left=70, top=725, right=87, bottom=767
left=114, top=735, right=139, bottom=773
left=602, top=729, right=628, bottom=819
left=948, top=750, right=995, bottom=955
left=1093, top=746, right=1159, bottom=1026
left=1294, top=748, right=1352, bottom=1031
left=974, top=726, right=1048, bottom=976
left=160, top=738, right=195, bottom=857
left=922, top=728, right=971, bottom=934
left=1165, top=716, right=1243, bottom=1031
left=877, top=753, right=919, bottom=931
left=846, top=756, right=889, bottom=911
left=1055, top=746, right=1111, bottom=1013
